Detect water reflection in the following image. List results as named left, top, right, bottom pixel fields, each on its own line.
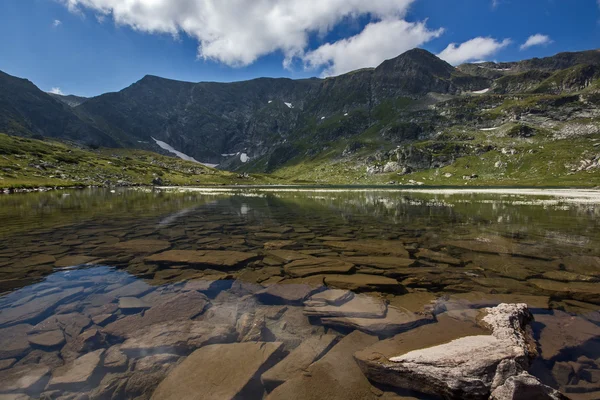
left=0, top=187, right=598, bottom=399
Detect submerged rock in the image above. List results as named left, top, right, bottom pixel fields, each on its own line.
left=304, top=294, right=387, bottom=319
left=120, top=320, right=236, bottom=355
left=445, top=237, right=555, bottom=260
left=356, top=303, right=538, bottom=399
left=0, top=287, right=84, bottom=326
left=559, top=255, right=600, bottom=276
left=283, top=258, right=354, bottom=277
left=114, top=239, right=171, bottom=254
left=490, top=373, right=568, bottom=400
left=150, top=342, right=284, bottom=400
left=104, top=291, right=209, bottom=338
left=14, top=349, right=63, bottom=369
left=54, top=255, right=99, bottom=268
left=527, top=279, right=600, bottom=305
left=145, top=250, right=258, bottom=268
left=118, top=297, right=150, bottom=310
left=0, top=358, right=16, bottom=370
left=266, top=330, right=379, bottom=400
left=47, top=349, right=104, bottom=390
left=305, top=289, right=354, bottom=306
left=256, top=284, right=317, bottom=305
left=32, top=312, right=92, bottom=340
left=261, top=334, right=338, bottom=392
left=343, top=256, right=415, bottom=270
left=267, top=250, right=312, bottom=263
left=415, top=248, right=462, bottom=266
left=0, top=324, right=32, bottom=359
left=320, top=306, right=434, bottom=336
left=323, top=274, right=403, bottom=292
left=104, top=345, right=128, bottom=370
left=325, top=240, right=410, bottom=258
left=534, top=310, right=600, bottom=361
left=236, top=312, right=268, bottom=342
left=0, top=364, right=50, bottom=393
left=134, top=354, right=180, bottom=372
left=104, top=281, right=153, bottom=299
left=27, top=330, right=65, bottom=348
left=90, top=370, right=167, bottom=400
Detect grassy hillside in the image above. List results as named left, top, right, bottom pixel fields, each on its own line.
left=267, top=90, right=600, bottom=187
left=0, top=133, right=282, bottom=189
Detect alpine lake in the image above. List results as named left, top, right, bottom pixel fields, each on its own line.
left=0, top=186, right=599, bottom=400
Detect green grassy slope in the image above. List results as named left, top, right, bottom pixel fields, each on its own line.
left=0, top=133, right=283, bottom=189
left=267, top=89, right=600, bottom=187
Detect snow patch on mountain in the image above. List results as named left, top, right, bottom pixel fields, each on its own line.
left=240, top=153, right=249, bottom=163
left=284, top=102, right=293, bottom=109
left=152, top=137, right=218, bottom=168
left=473, top=88, right=490, bottom=94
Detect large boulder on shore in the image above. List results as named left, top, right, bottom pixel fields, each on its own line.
left=355, top=303, right=539, bottom=400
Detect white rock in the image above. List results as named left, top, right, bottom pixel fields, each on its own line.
left=359, top=303, right=537, bottom=399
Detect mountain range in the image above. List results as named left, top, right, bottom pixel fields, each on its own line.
left=1, top=48, right=600, bottom=185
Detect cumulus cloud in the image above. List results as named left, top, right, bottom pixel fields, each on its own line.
left=304, top=19, right=443, bottom=76
left=50, top=87, right=65, bottom=95
left=438, top=37, right=511, bottom=65
left=53, top=19, right=62, bottom=27
left=520, top=34, right=552, bottom=50
left=58, top=0, right=438, bottom=70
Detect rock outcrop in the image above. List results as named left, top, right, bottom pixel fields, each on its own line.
left=355, top=303, right=538, bottom=399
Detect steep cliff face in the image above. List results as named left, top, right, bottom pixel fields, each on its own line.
left=71, top=49, right=490, bottom=164
left=75, top=76, right=321, bottom=163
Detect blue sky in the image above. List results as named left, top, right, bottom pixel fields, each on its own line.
left=0, top=0, right=598, bottom=97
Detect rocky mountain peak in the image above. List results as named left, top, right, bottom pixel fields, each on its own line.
left=376, top=48, right=454, bottom=78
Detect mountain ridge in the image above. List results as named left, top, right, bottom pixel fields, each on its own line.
left=1, top=47, right=599, bottom=186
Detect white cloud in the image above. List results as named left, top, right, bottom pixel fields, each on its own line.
left=50, top=87, right=65, bottom=95
left=53, top=19, right=62, bottom=27
left=438, top=37, right=511, bottom=65
left=303, top=19, right=443, bottom=76
left=58, top=0, right=426, bottom=68
left=520, top=34, right=552, bottom=50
